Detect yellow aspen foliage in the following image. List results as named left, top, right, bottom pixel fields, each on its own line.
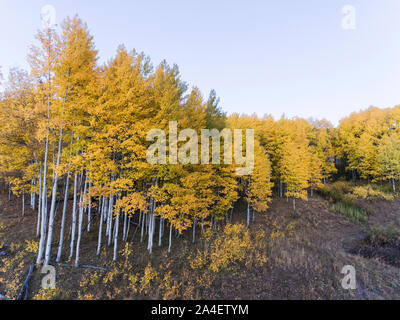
left=308, top=147, right=323, bottom=195
left=245, top=141, right=273, bottom=212
left=281, top=140, right=310, bottom=210
left=376, top=133, right=400, bottom=192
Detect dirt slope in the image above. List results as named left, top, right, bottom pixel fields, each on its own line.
left=1, top=193, right=400, bottom=300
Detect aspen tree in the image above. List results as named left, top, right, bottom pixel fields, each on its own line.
left=377, top=133, right=400, bottom=192
left=313, top=123, right=337, bottom=183
left=308, top=148, right=323, bottom=197
left=281, top=141, right=310, bottom=212
left=28, top=25, right=59, bottom=265
left=245, top=141, right=273, bottom=222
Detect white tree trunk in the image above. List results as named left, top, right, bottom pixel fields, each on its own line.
left=147, top=199, right=156, bottom=254
left=113, top=209, right=120, bottom=261
left=56, top=175, right=70, bottom=263
left=168, top=224, right=172, bottom=253
left=147, top=212, right=154, bottom=254
left=107, top=194, right=114, bottom=246
left=192, top=220, right=196, bottom=244
left=106, top=198, right=110, bottom=237
left=69, top=173, right=78, bottom=259
left=31, top=180, right=36, bottom=210
left=44, top=130, right=63, bottom=266
left=145, top=211, right=149, bottom=235
left=103, top=197, right=108, bottom=222
left=96, top=196, right=105, bottom=256
left=140, top=211, right=145, bottom=243
left=22, top=192, right=25, bottom=217
left=247, top=202, right=250, bottom=226
left=87, top=183, right=92, bottom=232
left=123, top=210, right=127, bottom=241
left=36, top=163, right=42, bottom=237
left=75, top=175, right=87, bottom=267
left=36, top=136, right=49, bottom=265
left=159, top=217, right=163, bottom=246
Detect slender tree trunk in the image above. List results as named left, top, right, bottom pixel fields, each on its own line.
left=31, top=180, right=36, bottom=210
left=69, top=173, right=78, bottom=259
left=98, top=196, right=103, bottom=220
left=147, top=194, right=156, bottom=254
left=113, top=209, right=120, bottom=261
left=56, top=133, right=73, bottom=262
left=96, top=196, right=105, bottom=256
left=36, top=136, right=49, bottom=265
left=106, top=198, right=110, bottom=236
left=87, top=183, right=92, bottom=232
left=107, top=194, right=114, bottom=247
left=125, top=217, right=131, bottom=242
left=158, top=217, right=163, bottom=247
left=75, top=175, right=87, bottom=267
left=56, top=175, right=70, bottom=263
left=247, top=202, right=250, bottom=226
left=103, top=197, right=108, bottom=222
left=123, top=211, right=127, bottom=241
left=36, top=163, right=42, bottom=237
left=140, top=211, right=145, bottom=243
left=22, top=192, right=25, bottom=217
left=168, top=224, right=172, bottom=253
left=145, top=210, right=149, bottom=235
left=147, top=212, right=155, bottom=254
left=293, top=198, right=296, bottom=212
left=192, top=220, right=196, bottom=244
left=44, top=129, right=63, bottom=266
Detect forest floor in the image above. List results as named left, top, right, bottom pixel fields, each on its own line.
left=1, top=188, right=400, bottom=300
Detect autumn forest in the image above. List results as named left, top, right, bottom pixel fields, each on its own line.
left=1, top=15, right=400, bottom=301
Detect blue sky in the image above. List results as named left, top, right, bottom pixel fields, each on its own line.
left=0, top=0, right=399, bottom=126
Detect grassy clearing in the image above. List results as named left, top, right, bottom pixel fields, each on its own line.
left=320, top=182, right=368, bottom=222
left=320, top=181, right=396, bottom=222
left=330, top=202, right=368, bottom=223
left=320, top=181, right=395, bottom=202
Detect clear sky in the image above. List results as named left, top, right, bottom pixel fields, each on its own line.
left=1, top=0, right=399, bottom=126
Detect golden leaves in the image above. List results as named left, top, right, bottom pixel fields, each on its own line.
left=114, top=192, right=148, bottom=217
